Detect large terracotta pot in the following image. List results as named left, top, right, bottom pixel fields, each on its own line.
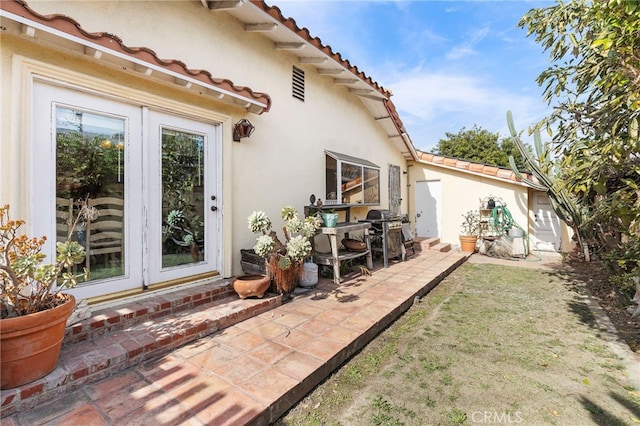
left=233, top=274, right=271, bottom=299
left=0, top=294, right=76, bottom=389
left=459, top=235, right=478, bottom=253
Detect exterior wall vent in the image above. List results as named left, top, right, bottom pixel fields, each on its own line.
left=292, top=66, right=305, bottom=101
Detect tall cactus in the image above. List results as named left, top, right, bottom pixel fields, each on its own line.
left=506, top=111, right=589, bottom=261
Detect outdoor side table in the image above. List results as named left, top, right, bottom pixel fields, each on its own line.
left=312, top=222, right=373, bottom=285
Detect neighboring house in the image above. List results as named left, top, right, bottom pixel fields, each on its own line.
left=0, top=0, right=417, bottom=303
left=408, top=151, right=574, bottom=254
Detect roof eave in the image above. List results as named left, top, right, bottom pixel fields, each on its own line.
left=204, top=0, right=418, bottom=160
left=0, top=0, right=272, bottom=114
left=414, top=151, right=535, bottom=187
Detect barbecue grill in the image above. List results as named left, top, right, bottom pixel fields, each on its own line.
left=360, top=209, right=404, bottom=268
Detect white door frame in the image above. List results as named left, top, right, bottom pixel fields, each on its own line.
left=32, top=79, right=222, bottom=300
left=146, top=110, right=220, bottom=284
left=32, top=80, right=143, bottom=300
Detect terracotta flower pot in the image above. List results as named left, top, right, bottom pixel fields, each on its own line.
left=0, top=294, right=76, bottom=389
left=233, top=274, right=271, bottom=299
left=459, top=235, right=478, bottom=253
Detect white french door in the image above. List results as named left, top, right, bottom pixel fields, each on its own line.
left=32, top=80, right=220, bottom=300
left=146, top=111, right=219, bottom=284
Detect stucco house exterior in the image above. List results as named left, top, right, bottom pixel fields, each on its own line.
left=408, top=151, right=574, bottom=254
left=1, top=0, right=572, bottom=307
left=1, top=0, right=418, bottom=303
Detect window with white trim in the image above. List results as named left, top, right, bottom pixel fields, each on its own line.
left=325, top=150, right=380, bottom=206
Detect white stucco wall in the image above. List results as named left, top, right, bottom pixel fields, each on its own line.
left=408, top=161, right=575, bottom=253
left=1, top=0, right=409, bottom=286
left=408, top=162, right=530, bottom=249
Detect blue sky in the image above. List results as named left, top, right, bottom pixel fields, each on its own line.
left=275, top=0, right=555, bottom=152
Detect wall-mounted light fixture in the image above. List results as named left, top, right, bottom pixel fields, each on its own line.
left=233, top=118, right=255, bottom=142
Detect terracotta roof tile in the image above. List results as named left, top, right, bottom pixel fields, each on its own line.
left=496, top=168, right=515, bottom=180
left=457, top=160, right=471, bottom=170
left=468, top=163, right=485, bottom=173
left=5, top=0, right=415, bottom=156
left=3, top=0, right=272, bottom=113
left=415, top=150, right=533, bottom=184
left=443, top=158, right=458, bottom=167
left=256, top=2, right=417, bottom=159
left=483, top=166, right=499, bottom=176
left=256, top=1, right=392, bottom=99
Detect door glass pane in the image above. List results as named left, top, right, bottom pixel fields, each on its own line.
left=56, top=107, right=125, bottom=282
left=161, top=128, right=205, bottom=268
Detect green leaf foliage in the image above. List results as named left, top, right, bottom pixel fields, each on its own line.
left=431, top=125, right=531, bottom=169
left=520, top=0, right=639, bottom=277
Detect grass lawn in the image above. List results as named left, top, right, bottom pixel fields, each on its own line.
left=277, top=262, right=640, bottom=425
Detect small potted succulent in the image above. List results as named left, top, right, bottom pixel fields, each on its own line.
left=459, top=209, right=480, bottom=252
left=0, top=202, right=96, bottom=389
left=247, top=206, right=321, bottom=295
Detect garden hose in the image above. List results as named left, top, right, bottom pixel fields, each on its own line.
left=490, top=205, right=530, bottom=257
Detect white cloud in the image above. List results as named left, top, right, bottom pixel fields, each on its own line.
left=445, top=25, right=489, bottom=60
left=445, top=46, right=479, bottom=60
left=274, top=1, right=553, bottom=152
left=386, top=69, right=548, bottom=151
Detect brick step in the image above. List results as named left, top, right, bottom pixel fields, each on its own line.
left=0, top=278, right=282, bottom=416
left=413, top=237, right=452, bottom=252
left=414, top=237, right=439, bottom=248
left=431, top=242, right=452, bottom=252
left=64, top=279, right=236, bottom=345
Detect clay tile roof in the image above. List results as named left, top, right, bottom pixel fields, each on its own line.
left=483, top=166, right=499, bottom=176
left=252, top=2, right=417, bottom=158
left=255, top=1, right=392, bottom=99
left=415, top=150, right=533, bottom=184
left=2, top=0, right=272, bottom=114
left=250, top=0, right=415, bottom=160
left=443, top=158, right=458, bottom=168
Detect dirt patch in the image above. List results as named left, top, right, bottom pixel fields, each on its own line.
left=278, top=261, right=640, bottom=425
left=570, top=260, right=640, bottom=353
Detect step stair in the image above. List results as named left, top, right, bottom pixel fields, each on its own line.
left=431, top=242, right=452, bottom=252
left=0, top=278, right=282, bottom=416
left=413, top=237, right=451, bottom=253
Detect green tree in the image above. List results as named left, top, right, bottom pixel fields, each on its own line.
left=431, top=125, right=530, bottom=169
left=520, top=0, right=640, bottom=288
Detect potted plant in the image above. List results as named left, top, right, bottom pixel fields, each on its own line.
left=247, top=206, right=321, bottom=296
left=460, top=209, right=480, bottom=252
left=0, top=202, right=95, bottom=389
left=319, top=209, right=339, bottom=228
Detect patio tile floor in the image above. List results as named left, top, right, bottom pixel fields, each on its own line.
left=2, top=249, right=468, bottom=425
